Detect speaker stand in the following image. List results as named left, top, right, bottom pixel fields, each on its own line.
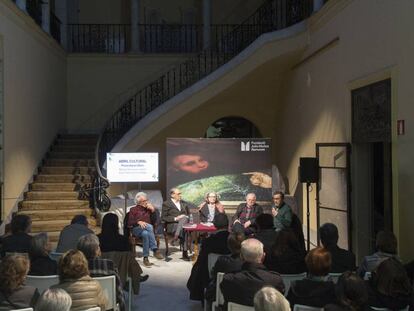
left=306, top=182, right=311, bottom=251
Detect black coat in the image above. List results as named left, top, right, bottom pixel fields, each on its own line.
left=187, top=230, right=230, bottom=301
left=366, top=280, right=413, bottom=310
left=253, top=229, right=278, bottom=258
left=265, top=249, right=307, bottom=274
left=286, top=278, right=336, bottom=308
left=1, top=233, right=32, bottom=257
left=220, top=262, right=285, bottom=306
left=29, top=255, right=58, bottom=276
left=199, top=203, right=225, bottom=223
left=161, top=199, right=191, bottom=233
left=326, top=245, right=356, bottom=273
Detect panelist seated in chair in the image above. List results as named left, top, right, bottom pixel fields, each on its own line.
left=198, top=192, right=225, bottom=223
left=161, top=188, right=192, bottom=259
left=232, top=193, right=263, bottom=235
left=128, top=192, right=164, bottom=267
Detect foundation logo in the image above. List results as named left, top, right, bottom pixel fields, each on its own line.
left=241, top=141, right=250, bottom=151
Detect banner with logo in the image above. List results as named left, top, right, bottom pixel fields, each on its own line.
left=166, top=138, right=272, bottom=205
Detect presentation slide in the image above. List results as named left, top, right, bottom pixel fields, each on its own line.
left=107, top=153, right=159, bottom=182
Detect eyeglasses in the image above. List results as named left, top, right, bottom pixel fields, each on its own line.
left=175, top=192, right=182, bottom=195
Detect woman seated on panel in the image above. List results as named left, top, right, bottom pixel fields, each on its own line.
left=0, top=254, right=39, bottom=310
left=198, top=192, right=225, bottom=223
left=29, top=232, right=58, bottom=276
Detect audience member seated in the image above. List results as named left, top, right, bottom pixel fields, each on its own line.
left=29, top=232, right=57, bottom=275
left=198, top=192, right=225, bottom=223
left=36, top=288, right=72, bottom=311
left=286, top=247, right=336, bottom=308
left=254, top=286, right=290, bottom=311
left=366, top=257, right=413, bottom=310
left=357, top=230, right=398, bottom=278
left=55, top=215, right=94, bottom=253
left=187, top=213, right=231, bottom=301
left=290, top=213, right=306, bottom=255
left=77, top=234, right=126, bottom=311
left=253, top=214, right=278, bottom=259
left=205, top=232, right=245, bottom=307
left=325, top=271, right=369, bottom=311
left=0, top=255, right=39, bottom=310
left=128, top=192, right=164, bottom=267
left=1, top=214, right=32, bottom=257
left=271, top=191, right=293, bottom=231
left=221, top=238, right=285, bottom=307
left=319, top=223, right=356, bottom=273
left=98, top=213, right=130, bottom=252
left=232, top=193, right=263, bottom=235
left=265, top=229, right=306, bottom=274
left=51, top=250, right=107, bottom=311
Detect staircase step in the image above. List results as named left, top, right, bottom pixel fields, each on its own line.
left=51, top=145, right=96, bottom=152
left=44, top=159, right=95, bottom=167
left=19, top=208, right=93, bottom=221
left=20, top=200, right=89, bottom=210
left=36, top=227, right=101, bottom=242
left=31, top=218, right=97, bottom=233
left=30, top=183, right=78, bottom=191
left=34, top=174, right=92, bottom=183
left=48, top=151, right=94, bottom=159
left=40, top=166, right=94, bottom=175
left=25, top=191, right=79, bottom=200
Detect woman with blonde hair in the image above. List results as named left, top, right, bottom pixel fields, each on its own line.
left=0, top=254, right=39, bottom=310
left=254, top=286, right=290, bottom=311
left=198, top=192, right=225, bottom=223
left=51, top=249, right=107, bottom=311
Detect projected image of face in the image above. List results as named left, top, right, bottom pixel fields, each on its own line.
left=173, top=154, right=209, bottom=174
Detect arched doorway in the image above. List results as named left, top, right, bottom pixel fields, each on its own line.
left=205, top=116, right=261, bottom=138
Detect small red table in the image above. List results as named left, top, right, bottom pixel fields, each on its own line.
left=183, top=223, right=217, bottom=261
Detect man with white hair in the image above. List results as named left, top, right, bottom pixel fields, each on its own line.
left=221, top=238, right=284, bottom=307
left=232, top=193, right=263, bottom=234
left=254, top=287, right=290, bottom=311
left=128, top=192, right=164, bottom=266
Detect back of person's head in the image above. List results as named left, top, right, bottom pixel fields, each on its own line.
left=30, top=232, right=50, bottom=258
left=373, top=257, right=412, bottom=298
left=255, top=214, right=274, bottom=231
left=11, top=214, right=32, bottom=234
left=272, top=229, right=301, bottom=257
left=254, top=286, right=290, bottom=311
left=227, top=232, right=245, bottom=255
left=335, top=271, right=368, bottom=310
left=59, top=249, right=89, bottom=281
left=0, top=255, right=30, bottom=296
left=305, top=247, right=331, bottom=277
left=101, top=213, right=119, bottom=236
left=241, top=238, right=264, bottom=264
left=71, top=215, right=88, bottom=226
left=213, top=213, right=229, bottom=230
left=375, top=231, right=397, bottom=254
left=36, top=288, right=72, bottom=311
left=77, top=233, right=100, bottom=260
left=319, top=223, right=339, bottom=248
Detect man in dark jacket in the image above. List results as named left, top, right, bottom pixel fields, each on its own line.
left=220, top=238, right=284, bottom=307
left=319, top=223, right=356, bottom=273
left=56, top=215, right=94, bottom=253
left=187, top=213, right=230, bottom=301
left=232, top=193, right=263, bottom=234
left=1, top=214, right=32, bottom=257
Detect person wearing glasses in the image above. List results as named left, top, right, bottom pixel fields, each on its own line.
left=162, top=188, right=192, bottom=260
left=198, top=192, right=225, bottom=223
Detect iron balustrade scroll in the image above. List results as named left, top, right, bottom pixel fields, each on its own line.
left=96, top=0, right=313, bottom=174
left=50, top=12, right=61, bottom=43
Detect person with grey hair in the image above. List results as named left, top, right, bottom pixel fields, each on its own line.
left=221, top=239, right=284, bottom=307
left=254, top=287, right=290, bottom=311
left=128, top=192, right=164, bottom=267
left=56, top=215, right=94, bottom=253
left=36, top=288, right=72, bottom=311
left=29, top=232, right=57, bottom=275
left=77, top=234, right=126, bottom=311
left=232, top=193, right=263, bottom=234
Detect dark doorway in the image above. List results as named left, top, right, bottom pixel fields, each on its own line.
left=205, top=116, right=261, bottom=138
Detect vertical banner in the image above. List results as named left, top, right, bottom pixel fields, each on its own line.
left=166, top=138, right=272, bottom=205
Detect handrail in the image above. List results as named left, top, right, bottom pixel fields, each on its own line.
left=92, top=0, right=313, bottom=211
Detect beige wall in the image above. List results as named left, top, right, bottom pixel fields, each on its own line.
left=0, top=1, right=67, bottom=220
left=78, top=0, right=129, bottom=24
left=66, top=54, right=188, bottom=132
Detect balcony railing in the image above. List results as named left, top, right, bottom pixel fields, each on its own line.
left=50, top=12, right=61, bottom=44
left=26, top=0, right=42, bottom=26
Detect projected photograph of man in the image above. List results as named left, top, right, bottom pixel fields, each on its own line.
left=166, top=138, right=272, bottom=204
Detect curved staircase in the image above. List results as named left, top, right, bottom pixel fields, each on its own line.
left=18, top=134, right=99, bottom=243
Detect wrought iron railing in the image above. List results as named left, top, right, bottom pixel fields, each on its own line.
left=26, top=0, right=42, bottom=26
left=50, top=12, right=61, bottom=43
left=93, top=0, right=313, bottom=210
left=68, top=24, right=131, bottom=53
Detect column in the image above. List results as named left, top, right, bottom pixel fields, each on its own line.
left=313, top=0, right=324, bottom=13
left=131, top=0, right=140, bottom=53
left=16, top=0, right=27, bottom=12
left=202, top=0, right=211, bottom=50
left=41, top=1, right=51, bottom=34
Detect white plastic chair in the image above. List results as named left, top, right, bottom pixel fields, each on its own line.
left=328, top=272, right=342, bottom=283
left=227, top=302, right=254, bottom=311
left=371, top=307, right=409, bottom=311
left=82, top=308, right=101, bottom=311
left=25, top=275, right=59, bottom=294
left=293, top=305, right=323, bottom=311
left=212, top=272, right=225, bottom=311
left=93, top=275, right=118, bottom=311
left=281, top=272, right=307, bottom=296
left=11, top=308, right=33, bottom=311
left=364, top=271, right=371, bottom=280
left=208, top=253, right=222, bottom=278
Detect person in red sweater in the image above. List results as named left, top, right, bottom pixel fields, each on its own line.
left=128, top=192, right=164, bottom=266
